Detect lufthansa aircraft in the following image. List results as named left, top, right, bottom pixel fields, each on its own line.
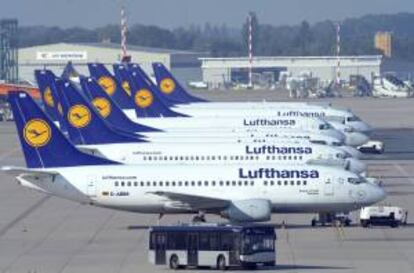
left=2, top=92, right=385, bottom=223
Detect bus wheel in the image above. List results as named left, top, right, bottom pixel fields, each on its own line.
left=169, top=255, right=180, bottom=270
left=216, top=255, right=226, bottom=271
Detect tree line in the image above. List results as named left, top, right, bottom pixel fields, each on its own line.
left=17, top=12, right=414, bottom=61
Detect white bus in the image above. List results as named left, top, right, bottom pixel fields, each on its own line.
left=148, top=224, right=276, bottom=270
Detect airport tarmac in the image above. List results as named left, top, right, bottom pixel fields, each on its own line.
left=0, top=92, right=414, bottom=273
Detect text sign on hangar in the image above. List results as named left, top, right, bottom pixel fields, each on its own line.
left=36, top=51, right=88, bottom=61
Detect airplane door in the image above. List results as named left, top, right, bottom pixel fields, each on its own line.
left=324, top=177, right=334, bottom=196
left=86, top=175, right=97, bottom=197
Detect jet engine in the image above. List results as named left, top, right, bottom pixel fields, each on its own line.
left=221, top=199, right=272, bottom=222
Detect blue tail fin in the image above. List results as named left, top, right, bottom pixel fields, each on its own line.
left=80, top=77, right=160, bottom=133
left=55, top=79, right=144, bottom=145
left=128, top=63, right=176, bottom=107
left=87, top=63, right=134, bottom=110
left=152, top=62, right=208, bottom=103
left=34, top=70, right=61, bottom=121
left=7, top=91, right=118, bottom=168
left=35, top=69, right=69, bottom=132
left=113, top=64, right=188, bottom=118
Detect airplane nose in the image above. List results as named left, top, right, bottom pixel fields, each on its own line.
left=352, top=122, right=373, bottom=134
left=366, top=183, right=387, bottom=205
left=324, top=129, right=346, bottom=143
left=346, top=158, right=367, bottom=174
left=344, top=132, right=370, bottom=147
left=338, top=146, right=362, bottom=159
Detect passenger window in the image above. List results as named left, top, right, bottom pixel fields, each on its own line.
left=121, top=182, right=125, bottom=187
left=184, top=181, right=188, bottom=186
left=180, top=156, right=184, bottom=161
left=204, top=181, right=208, bottom=186
left=219, top=181, right=224, bottom=186
left=115, top=181, right=119, bottom=187
left=198, top=181, right=202, bottom=186
left=232, top=181, right=236, bottom=186
left=244, top=181, right=248, bottom=186
left=284, top=181, right=288, bottom=186
left=178, top=181, right=182, bottom=186
left=264, top=181, right=268, bottom=186
left=159, top=181, right=163, bottom=187
left=206, top=156, right=210, bottom=160
left=278, top=181, right=281, bottom=186
left=212, top=181, right=216, bottom=186
left=140, top=182, right=144, bottom=187
left=250, top=181, right=254, bottom=186
left=134, top=182, right=138, bottom=187
left=270, top=181, right=274, bottom=186
left=166, top=182, right=169, bottom=186
left=153, top=181, right=157, bottom=186
left=290, top=181, right=294, bottom=186
left=191, top=181, right=195, bottom=186
left=303, top=181, right=307, bottom=186
left=297, top=181, right=301, bottom=185
left=212, top=156, right=215, bottom=160
left=185, top=156, right=189, bottom=160
left=226, top=181, right=230, bottom=186
left=172, top=182, right=176, bottom=186
left=148, top=156, right=152, bottom=161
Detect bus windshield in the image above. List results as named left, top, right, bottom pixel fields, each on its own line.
left=242, top=234, right=275, bottom=255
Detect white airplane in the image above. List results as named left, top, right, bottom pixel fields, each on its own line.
left=150, top=62, right=372, bottom=133
left=2, top=92, right=386, bottom=223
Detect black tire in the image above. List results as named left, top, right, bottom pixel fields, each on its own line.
left=217, top=255, right=226, bottom=271
left=169, top=255, right=180, bottom=270
left=390, top=222, right=399, bottom=228
left=311, top=219, right=317, bottom=227
left=361, top=220, right=369, bottom=228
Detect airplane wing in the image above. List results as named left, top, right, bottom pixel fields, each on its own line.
left=1, top=166, right=59, bottom=178
left=147, top=191, right=230, bottom=210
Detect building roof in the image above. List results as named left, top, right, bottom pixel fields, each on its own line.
left=21, top=42, right=205, bottom=56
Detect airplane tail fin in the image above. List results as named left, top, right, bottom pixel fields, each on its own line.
left=55, top=79, right=144, bottom=145
left=87, top=63, right=134, bottom=110
left=80, top=77, right=160, bottom=132
left=113, top=64, right=188, bottom=118
left=7, top=91, right=118, bottom=168
left=34, top=70, right=61, bottom=121
left=152, top=62, right=208, bottom=103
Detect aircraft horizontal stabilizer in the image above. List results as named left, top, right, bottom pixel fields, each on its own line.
left=1, top=166, right=59, bottom=178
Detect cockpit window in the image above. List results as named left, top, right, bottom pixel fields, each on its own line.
left=346, top=116, right=361, bottom=122
left=336, top=153, right=345, bottom=159
left=319, top=123, right=332, bottom=130
left=310, top=140, right=326, bottom=145
left=348, top=176, right=366, bottom=184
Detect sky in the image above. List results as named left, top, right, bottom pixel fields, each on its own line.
left=2, top=0, right=414, bottom=29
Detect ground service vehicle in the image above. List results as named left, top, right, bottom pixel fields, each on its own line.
left=360, top=206, right=407, bottom=228
left=148, top=224, right=276, bottom=270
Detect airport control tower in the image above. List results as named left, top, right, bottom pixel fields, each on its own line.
left=0, top=19, right=18, bottom=83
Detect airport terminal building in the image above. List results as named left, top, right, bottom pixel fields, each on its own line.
left=200, top=56, right=382, bottom=89
left=19, top=42, right=207, bottom=84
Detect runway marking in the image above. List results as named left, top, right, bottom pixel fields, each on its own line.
left=56, top=211, right=117, bottom=273
left=0, top=196, right=50, bottom=238
left=1, top=202, right=81, bottom=273
left=394, top=164, right=414, bottom=185
left=0, top=147, right=20, bottom=162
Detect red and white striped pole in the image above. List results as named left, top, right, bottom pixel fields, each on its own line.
left=121, top=6, right=128, bottom=60
left=335, top=22, right=341, bottom=86
left=248, top=13, right=253, bottom=88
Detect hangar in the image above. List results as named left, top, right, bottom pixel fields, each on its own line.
left=200, top=55, right=383, bottom=89
left=19, top=42, right=207, bottom=84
